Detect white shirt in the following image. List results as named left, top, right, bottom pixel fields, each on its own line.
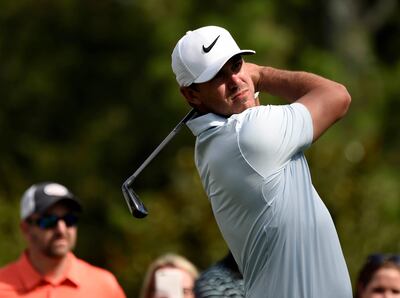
left=187, top=103, right=352, bottom=298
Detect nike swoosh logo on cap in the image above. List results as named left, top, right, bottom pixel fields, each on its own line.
left=202, top=35, right=220, bottom=53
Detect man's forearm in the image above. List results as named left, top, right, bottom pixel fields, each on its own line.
left=255, top=66, right=339, bottom=103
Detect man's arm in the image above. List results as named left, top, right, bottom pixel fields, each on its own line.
left=246, top=63, right=351, bottom=142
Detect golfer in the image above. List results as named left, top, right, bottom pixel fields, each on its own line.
left=171, top=25, right=352, bottom=297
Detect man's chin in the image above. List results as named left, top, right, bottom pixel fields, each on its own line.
left=46, top=244, right=72, bottom=258
left=47, top=250, right=69, bottom=258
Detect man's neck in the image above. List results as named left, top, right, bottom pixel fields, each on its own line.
left=27, top=249, right=71, bottom=281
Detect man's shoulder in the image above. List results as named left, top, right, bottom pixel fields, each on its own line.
left=232, top=105, right=275, bottom=124
left=73, top=257, right=118, bottom=281
left=0, top=259, right=22, bottom=293
left=0, top=258, right=20, bottom=279
left=71, top=256, right=125, bottom=296
left=238, top=104, right=303, bottom=119
left=237, top=104, right=312, bottom=133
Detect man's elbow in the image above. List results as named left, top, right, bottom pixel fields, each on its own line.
left=334, top=83, right=351, bottom=118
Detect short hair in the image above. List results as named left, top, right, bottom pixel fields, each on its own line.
left=139, top=253, right=199, bottom=298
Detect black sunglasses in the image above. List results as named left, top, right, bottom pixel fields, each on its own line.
left=28, top=213, right=79, bottom=230
left=367, top=254, right=400, bottom=265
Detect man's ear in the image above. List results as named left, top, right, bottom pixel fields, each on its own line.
left=180, top=86, right=202, bottom=109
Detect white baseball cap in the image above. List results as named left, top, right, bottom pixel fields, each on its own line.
left=171, top=26, right=255, bottom=87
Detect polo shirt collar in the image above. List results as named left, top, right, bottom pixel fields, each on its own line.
left=17, top=251, right=80, bottom=290
left=186, top=113, right=227, bottom=136
left=66, top=253, right=85, bottom=286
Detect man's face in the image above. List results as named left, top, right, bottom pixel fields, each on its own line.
left=22, top=203, right=78, bottom=259
left=183, top=55, right=259, bottom=116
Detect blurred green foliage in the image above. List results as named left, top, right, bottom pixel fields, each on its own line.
left=0, top=0, right=399, bottom=296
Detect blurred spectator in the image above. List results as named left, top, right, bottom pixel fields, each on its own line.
left=194, top=251, right=244, bottom=298
left=140, top=253, right=199, bottom=298
left=0, top=182, right=126, bottom=297
left=355, top=253, right=400, bottom=298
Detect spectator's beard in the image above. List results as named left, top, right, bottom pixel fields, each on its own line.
left=46, top=231, right=76, bottom=258
left=31, top=229, right=77, bottom=259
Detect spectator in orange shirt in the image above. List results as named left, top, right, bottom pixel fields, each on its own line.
left=0, top=182, right=126, bottom=298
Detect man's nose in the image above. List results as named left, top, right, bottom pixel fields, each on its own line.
left=55, top=218, right=68, bottom=231
left=227, top=72, right=240, bottom=88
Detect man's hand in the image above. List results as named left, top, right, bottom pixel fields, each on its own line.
left=243, top=62, right=262, bottom=94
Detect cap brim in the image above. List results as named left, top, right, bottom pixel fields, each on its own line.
left=194, top=50, right=255, bottom=84
left=35, top=197, right=82, bottom=215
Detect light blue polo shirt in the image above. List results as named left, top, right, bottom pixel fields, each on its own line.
left=187, top=103, right=352, bottom=298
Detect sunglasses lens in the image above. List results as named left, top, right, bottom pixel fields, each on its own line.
left=389, top=255, right=400, bottom=264
left=37, top=215, right=58, bottom=229
left=63, top=214, right=79, bottom=227
left=35, top=214, right=79, bottom=229
left=368, top=254, right=400, bottom=265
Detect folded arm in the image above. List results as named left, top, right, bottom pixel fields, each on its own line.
left=246, top=63, right=351, bottom=142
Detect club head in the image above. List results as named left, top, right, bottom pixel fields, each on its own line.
left=122, top=183, right=148, bottom=218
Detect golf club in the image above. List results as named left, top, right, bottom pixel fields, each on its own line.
left=122, top=108, right=198, bottom=218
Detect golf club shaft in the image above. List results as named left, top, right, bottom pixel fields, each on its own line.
left=122, top=108, right=197, bottom=218
left=124, top=108, right=197, bottom=186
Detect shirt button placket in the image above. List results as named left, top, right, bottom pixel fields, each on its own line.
left=47, top=284, right=53, bottom=298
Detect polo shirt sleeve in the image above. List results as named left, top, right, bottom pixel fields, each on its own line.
left=237, top=103, right=313, bottom=175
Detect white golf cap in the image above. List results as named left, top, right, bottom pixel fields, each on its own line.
left=171, top=26, right=255, bottom=87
